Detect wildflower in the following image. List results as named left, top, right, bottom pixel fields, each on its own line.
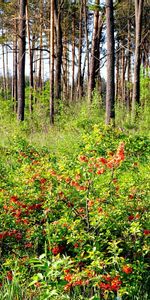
left=51, top=245, right=65, bottom=255
left=143, top=230, right=150, bottom=235
left=110, top=276, right=122, bottom=291
left=73, top=279, right=83, bottom=286
left=128, top=215, right=134, bottom=221
left=122, top=265, right=133, bottom=274
left=99, top=282, right=111, bottom=290
left=15, top=232, right=22, bottom=240
left=98, top=157, right=107, bottom=164
left=98, top=207, right=103, bottom=213
left=7, top=271, right=13, bottom=281
left=97, top=168, right=105, bottom=175
left=25, top=242, right=33, bottom=248
left=79, top=155, right=88, bottom=163
left=64, top=274, right=73, bottom=282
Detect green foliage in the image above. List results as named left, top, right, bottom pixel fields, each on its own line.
left=0, top=123, right=149, bottom=299
left=0, top=90, right=150, bottom=299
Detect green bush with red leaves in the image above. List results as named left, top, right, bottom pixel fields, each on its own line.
left=0, top=126, right=149, bottom=299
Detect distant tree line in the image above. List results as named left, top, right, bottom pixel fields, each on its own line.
left=0, top=0, right=149, bottom=123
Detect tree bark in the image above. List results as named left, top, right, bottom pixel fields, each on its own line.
left=50, top=0, right=55, bottom=124
left=105, top=0, right=115, bottom=125
left=88, top=0, right=103, bottom=102
left=83, top=0, right=89, bottom=87
left=55, top=0, right=63, bottom=101
left=17, top=0, right=26, bottom=121
left=26, top=1, right=34, bottom=113
left=71, top=11, right=75, bottom=102
left=77, top=1, right=83, bottom=99
left=132, top=0, right=144, bottom=116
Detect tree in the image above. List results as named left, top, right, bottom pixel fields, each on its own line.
left=17, top=0, right=26, bottom=121
left=50, top=0, right=55, bottom=124
left=88, top=0, right=103, bottom=102
left=105, top=0, right=115, bottom=125
left=132, top=0, right=144, bottom=116
left=55, top=0, right=63, bottom=101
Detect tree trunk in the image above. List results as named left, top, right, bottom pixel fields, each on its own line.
left=132, top=0, right=144, bottom=116
left=17, top=0, right=26, bottom=121
left=26, top=1, right=34, bottom=113
left=2, top=42, right=6, bottom=98
left=62, top=29, right=68, bottom=101
left=105, top=0, right=115, bottom=125
left=50, top=0, right=55, bottom=124
left=77, top=1, right=83, bottom=99
left=126, top=18, right=131, bottom=111
left=115, top=40, right=119, bottom=102
left=88, top=0, right=102, bottom=102
left=71, top=12, right=75, bottom=102
left=38, top=0, right=43, bottom=92
left=55, top=0, right=63, bottom=101
left=12, top=20, right=18, bottom=112
left=83, top=0, right=89, bottom=87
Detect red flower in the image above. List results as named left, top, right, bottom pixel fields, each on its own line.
left=51, top=245, right=65, bottom=255
left=144, top=230, right=150, bottom=235
left=128, top=215, right=134, bottom=221
left=97, top=168, right=105, bottom=175
left=10, top=196, right=18, bottom=203
left=110, top=276, right=122, bottom=291
left=122, top=265, right=133, bottom=274
left=7, top=271, right=13, bottom=281
left=64, top=274, right=73, bottom=282
left=40, top=178, right=47, bottom=184
left=73, top=279, right=83, bottom=286
left=129, top=194, right=134, bottom=199
left=0, top=232, right=6, bottom=239
left=25, top=242, right=33, bottom=248
left=98, top=207, right=103, bottom=213
left=99, top=282, right=111, bottom=290
left=98, top=157, right=107, bottom=164
left=79, top=155, right=88, bottom=163
left=102, top=274, right=111, bottom=282
left=15, top=232, right=22, bottom=240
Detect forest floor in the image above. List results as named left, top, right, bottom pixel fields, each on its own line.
left=0, top=100, right=150, bottom=299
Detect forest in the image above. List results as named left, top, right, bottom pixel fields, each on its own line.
left=0, top=0, right=150, bottom=299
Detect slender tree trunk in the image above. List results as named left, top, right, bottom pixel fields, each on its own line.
left=71, top=12, right=75, bottom=102
left=55, top=0, right=63, bottom=101
left=6, top=45, right=9, bottom=99
left=26, top=1, right=34, bottom=113
left=62, top=29, right=68, bottom=101
left=121, top=46, right=125, bottom=106
left=127, top=18, right=131, bottom=111
left=115, top=41, right=119, bottom=102
left=38, top=1, right=43, bottom=92
left=83, top=0, right=89, bottom=86
left=12, top=19, right=18, bottom=112
left=77, top=1, right=83, bottom=99
left=105, top=0, right=115, bottom=125
left=2, top=43, right=6, bottom=97
left=132, top=0, right=144, bottom=116
left=50, top=0, right=55, bottom=124
left=17, top=0, right=26, bottom=121
left=88, top=0, right=102, bottom=102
